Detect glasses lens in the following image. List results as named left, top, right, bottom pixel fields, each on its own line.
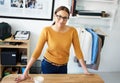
left=56, top=15, right=68, bottom=21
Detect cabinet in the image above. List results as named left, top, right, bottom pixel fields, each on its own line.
left=0, top=36, right=30, bottom=78
left=68, top=0, right=118, bottom=34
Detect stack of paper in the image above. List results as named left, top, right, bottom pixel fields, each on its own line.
left=14, top=31, right=30, bottom=40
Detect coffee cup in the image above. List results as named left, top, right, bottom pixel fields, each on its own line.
left=34, top=76, right=44, bottom=83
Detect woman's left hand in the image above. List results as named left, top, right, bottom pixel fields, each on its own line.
left=84, top=71, right=94, bottom=75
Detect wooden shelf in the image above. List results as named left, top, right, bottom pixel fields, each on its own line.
left=0, top=44, right=28, bottom=48
left=0, top=36, right=30, bottom=78
left=0, top=36, right=29, bottom=43
left=71, top=15, right=112, bottom=20
left=69, top=0, right=118, bottom=33
left=1, top=63, right=26, bottom=67
left=80, top=0, right=117, bottom=3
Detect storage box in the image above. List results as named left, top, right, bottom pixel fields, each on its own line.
left=1, top=48, right=18, bottom=65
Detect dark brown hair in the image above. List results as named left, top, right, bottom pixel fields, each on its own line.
left=52, top=6, right=70, bottom=25
left=55, top=6, right=70, bottom=17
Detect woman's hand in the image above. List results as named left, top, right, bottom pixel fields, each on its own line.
left=15, top=74, right=31, bottom=83
left=14, top=58, right=37, bottom=83
left=84, top=71, right=94, bottom=76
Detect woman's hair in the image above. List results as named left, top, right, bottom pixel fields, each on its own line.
left=52, top=6, right=70, bottom=25
left=55, top=6, right=70, bottom=17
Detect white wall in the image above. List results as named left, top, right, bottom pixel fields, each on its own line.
left=0, top=0, right=120, bottom=73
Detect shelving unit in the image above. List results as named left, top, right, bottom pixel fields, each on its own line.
left=0, top=36, right=30, bottom=78
left=68, top=0, right=118, bottom=34
left=68, top=16, right=111, bottom=28
left=79, top=0, right=118, bottom=3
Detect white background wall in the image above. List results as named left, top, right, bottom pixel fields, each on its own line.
left=0, top=0, right=120, bottom=73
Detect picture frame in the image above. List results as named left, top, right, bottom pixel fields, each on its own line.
left=0, top=0, right=54, bottom=21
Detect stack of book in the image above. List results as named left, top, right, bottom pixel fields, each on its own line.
left=76, top=10, right=109, bottom=17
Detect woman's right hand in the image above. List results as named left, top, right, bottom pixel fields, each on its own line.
left=15, top=57, right=36, bottom=82
left=15, top=74, right=31, bottom=83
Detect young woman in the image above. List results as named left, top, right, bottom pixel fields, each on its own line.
left=15, top=6, right=91, bottom=83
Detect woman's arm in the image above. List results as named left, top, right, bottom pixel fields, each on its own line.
left=15, top=28, right=48, bottom=83
left=72, top=28, right=91, bottom=74
left=15, top=57, right=37, bottom=83
left=79, top=58, right=90, bottom=74
left=23, top=57, right=37, bottom=77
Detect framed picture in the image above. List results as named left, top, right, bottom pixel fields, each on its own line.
left=0, top=0, right=54, bottom=20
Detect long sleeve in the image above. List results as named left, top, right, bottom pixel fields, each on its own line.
left=32, top=28, right=47, bottom=59
left=72, top=28, right=84, bottom=60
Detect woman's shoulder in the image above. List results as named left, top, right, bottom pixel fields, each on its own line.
left=42, top=26, right=52, bottom=31
left=66, top=25, right=77, bottom=32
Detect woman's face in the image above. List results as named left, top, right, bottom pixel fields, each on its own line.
left=54, top=10, right=69, bottom=27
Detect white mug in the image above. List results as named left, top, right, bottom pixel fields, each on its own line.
left=34, top=76, right=44, bottom=83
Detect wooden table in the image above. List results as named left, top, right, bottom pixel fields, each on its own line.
left=1, top=74, right=104, bottom=83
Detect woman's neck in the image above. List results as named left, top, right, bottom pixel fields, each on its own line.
left=52, top=25, right=67, bottom=32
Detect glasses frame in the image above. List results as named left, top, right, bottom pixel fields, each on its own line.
left=55, top=14, right=69, bottom=21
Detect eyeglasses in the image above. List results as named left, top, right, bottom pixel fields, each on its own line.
left=56, top=14, right=69, bottom=21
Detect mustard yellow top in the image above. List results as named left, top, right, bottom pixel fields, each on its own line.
left=32, top=26, right=83, bottom=65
